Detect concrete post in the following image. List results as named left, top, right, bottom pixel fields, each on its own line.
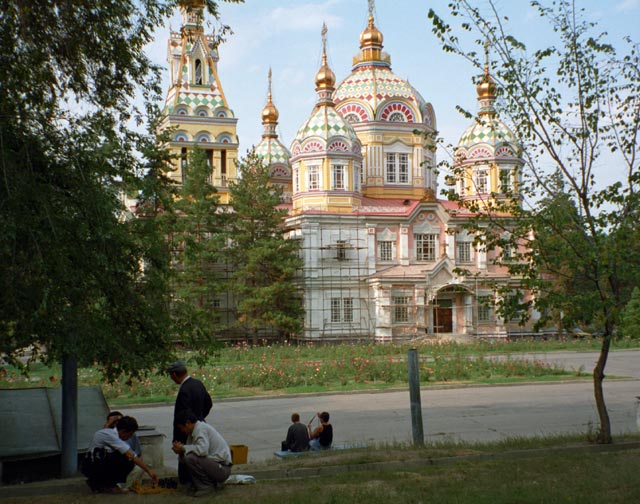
left=407, top=348, right=424, bottom=445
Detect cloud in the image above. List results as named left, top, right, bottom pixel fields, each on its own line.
left=615, top=0, right=639, bottom=11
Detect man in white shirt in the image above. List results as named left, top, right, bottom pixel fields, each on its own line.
left=171, top=410, right=232, bottom=497
left=84, top=416, right=158, bottom=494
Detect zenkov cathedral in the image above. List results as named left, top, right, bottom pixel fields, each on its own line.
left=159, top=0, right=534, bottom=342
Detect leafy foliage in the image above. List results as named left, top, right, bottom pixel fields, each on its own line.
left=168, top=146, right=227, bottom=353
left=225, top=152, right=304, bottom=343
left=0, top=0, right=242, bottom=379
left=429, top=0, right=640, bottom=442
left=620, top=287, right=640, bottom=339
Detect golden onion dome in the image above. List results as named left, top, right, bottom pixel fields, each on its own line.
left=261, top=98, right=279, bottom=124
left=476, top=70, right=497, bottom=100
left=315, top=59, right=336, bottom=90
left=315, top=23, right=336, bottom=91
left=360, top=15, right=383, bottom=48
left=262, top=69, right=280, bottom=124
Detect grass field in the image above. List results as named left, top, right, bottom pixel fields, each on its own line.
left=3, top=337, right=624, bottom=405
left=4, top=435, right=640, bottom=503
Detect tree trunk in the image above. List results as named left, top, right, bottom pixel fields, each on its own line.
left=593, top=336, right=612, bottom=444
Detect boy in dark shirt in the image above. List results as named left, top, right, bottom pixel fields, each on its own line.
left=282, top=413, right=310, bottom=452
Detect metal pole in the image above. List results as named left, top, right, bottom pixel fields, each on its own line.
left=407, top=348, right=424, bottom=445
left=61, top=355, right=78, bottom=477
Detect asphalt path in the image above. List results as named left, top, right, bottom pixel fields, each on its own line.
left=128, top=349, right=639, bottom=468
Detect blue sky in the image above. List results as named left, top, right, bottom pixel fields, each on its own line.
left=145, top=0, right=640, bottom=183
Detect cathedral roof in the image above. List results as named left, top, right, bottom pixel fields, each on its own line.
left=293, top=106, right=358, bottom=144
left=255, top=137, right=291, bottom=165
left=334, top=66, right=427, bottom=121
left=457, top=118, right=517, bottom=150
left=456, top=55, right=519, bottom=155
left=333, top=7, right=427, bottom=122
left=291, top=24, right=360, bottom=154
left=255, top=69, right=291, bottom=169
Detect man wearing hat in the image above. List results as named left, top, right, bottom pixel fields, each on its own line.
left=167, top=360, right=213, bottom=483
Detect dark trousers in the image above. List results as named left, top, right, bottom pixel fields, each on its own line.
left=174, top=426, right=193, bottom=484
left=83, top=449, right=134, bottom=491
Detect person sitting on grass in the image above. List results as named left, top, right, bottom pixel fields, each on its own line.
left=171, top=409, right=233, bottom=498
left=84, top=415, right=158, bottom=494
left=281, top=412, right=310, bottom=452
left=308, top=411, right=333, bottom=450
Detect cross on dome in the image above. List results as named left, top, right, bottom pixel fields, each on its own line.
left=262, top=67, right=279, bottom=127
left=315, top=22, right=336, bottom=97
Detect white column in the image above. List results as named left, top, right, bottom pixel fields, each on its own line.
left=399, top=225, right=409, bottom=265
left=477, top=246, right=487, bottom=269
left=446, top=233, right=454, bottom=258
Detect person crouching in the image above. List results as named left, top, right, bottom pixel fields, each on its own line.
left=84, top=415, right=158, bottom=493
left=171, top=409, right=232, bottom=497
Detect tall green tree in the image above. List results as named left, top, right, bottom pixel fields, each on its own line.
left=226, top=152, right=304, bottom=344
left=0, top=0, right=242, bottom=372
left=429, top=1, right=640, bottom=443
left=620, top=287, right=640, bottom=339
left=0, top=0, right=242, bottom=475
left=168, top=146, right=226, bottom=354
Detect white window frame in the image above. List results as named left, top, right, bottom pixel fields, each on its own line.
left=392, top=296, right=411, bottom=324
left=458, top=177, right=466, bottom=196
left=477, top=296, right=493, bottom=323
left=343, top=298, right=353, bottom=322
left=378, top=240, right=395, bottom=262
left=502, top=242, right=515, bottom=261
left=415, top=233, right=438, bottom=262
left=474, top=168, right=488, bottom=194
left=385, top=153, right=410, bottom=184
left=331, top=164, right=346, bottom=190
left=500, top=168, right=513, bottom=193
left=456, top=241, right=473, bottom=264
left=308, top=165, right=320, bottom=191
left=331, top=297, right=353, bottom=323
left=331, top=298, right=341, bottom=323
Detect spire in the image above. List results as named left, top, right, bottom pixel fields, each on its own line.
left=476, top=40, right=497, bottom=117
left=354, top=0, right=386, bottom=68
left=179, top=0, right=205, bottom=33
left=261, top=68, right=280, bottom=138
left=314, top=23, right=336, bottom=105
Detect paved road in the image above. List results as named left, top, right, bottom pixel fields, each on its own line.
left=129, top=349, right=639, bottom=468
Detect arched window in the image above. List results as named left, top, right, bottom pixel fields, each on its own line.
left=388, top=112, right=406, bottom=122
left=195, top=59, right=203, bottom=85
left=180, top=147, right=187, bottom=184
left=344, top=113, right=360, bottom=124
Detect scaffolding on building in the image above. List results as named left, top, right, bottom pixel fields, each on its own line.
left=293, top=214, right=375, bottom=342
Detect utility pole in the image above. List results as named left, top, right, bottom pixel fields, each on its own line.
left=61, top=355, right=78, bottom=477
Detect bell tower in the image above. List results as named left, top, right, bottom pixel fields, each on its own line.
left=159, top=0, right=239, bottom=203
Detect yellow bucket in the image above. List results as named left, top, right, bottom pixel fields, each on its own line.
left=230, top=444, right=248, bottom=464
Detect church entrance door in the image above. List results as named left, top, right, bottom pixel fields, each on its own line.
left=433, top=299, right=453, bottom=333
